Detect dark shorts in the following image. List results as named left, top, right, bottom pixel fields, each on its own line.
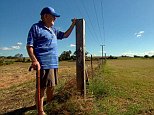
left=36, top=69, right=58, bottom=89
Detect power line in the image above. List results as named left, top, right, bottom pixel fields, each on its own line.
left=67, top=0, right=107, bottom=56
left=73, top=0, right=85, bottom=18
left=93, top=0, right=103, bottom=44
left=82, top=0, right=101, bottom=44
left=101, top=1, right=106, bottom=45
left=65, top=0, right=100, bottom=58
left=73, top=1, right=94, bottom=39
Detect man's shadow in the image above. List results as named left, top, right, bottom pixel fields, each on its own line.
left=3, top=104, right=36, bottom=115
left=3, top=79, right=77, bottom=115
left=3, top=91, right=71, bottom=115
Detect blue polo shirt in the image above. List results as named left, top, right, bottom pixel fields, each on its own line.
left=27, top=21, right=65, bottom=69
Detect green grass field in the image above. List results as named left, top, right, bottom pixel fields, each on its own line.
left=0, top=59, right=154, bottom=115
left=89, top=59, right=154, bottom=115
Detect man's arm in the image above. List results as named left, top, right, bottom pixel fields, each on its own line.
left=26, top=46, right=40, bottom=70
left=63, top=18, right=76, bottom=38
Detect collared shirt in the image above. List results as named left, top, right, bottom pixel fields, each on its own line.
left=27, top=21, right=65, bottom=69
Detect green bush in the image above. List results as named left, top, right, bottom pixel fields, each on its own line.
left=0, top=60, right=14, bottom=66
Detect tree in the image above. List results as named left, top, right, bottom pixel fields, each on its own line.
left=71, top=51, right=77, bottom=60
left=134, top=55, right=143, bottom=58
left=144, top=55, right=149, bottom=58
left=59, top=50, right=72, bottom=61
left=85, top=51, right=89, bottom=56
left=70, top=50, right=89, bottom=60
left=14, top=53, right=23, bottom=58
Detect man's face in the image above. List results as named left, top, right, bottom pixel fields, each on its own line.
left=45, top=14, right=56, bottom=26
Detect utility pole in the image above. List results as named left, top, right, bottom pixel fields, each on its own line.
left=100, top=45, right=105, bottom=64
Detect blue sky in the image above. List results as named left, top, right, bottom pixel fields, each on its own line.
left=0, top=0, right=154, bottom=57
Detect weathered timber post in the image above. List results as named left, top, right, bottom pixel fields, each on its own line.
left=76, top=19, right=86, bottom=97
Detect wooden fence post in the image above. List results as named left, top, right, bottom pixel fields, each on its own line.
left=76, top=19, right=86, bottom=97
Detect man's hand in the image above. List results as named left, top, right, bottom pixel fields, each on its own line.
left=71, top=18, right=76, bottom=26
left=31, top=61, right=41, bottom=70
left=64, top=18, right=76, bottom=38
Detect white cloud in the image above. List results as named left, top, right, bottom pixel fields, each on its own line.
left=122, top=51, right=135, bottom=57
left=11, top=45, right=20, bottom=49
left=0, top=47, right=12, bottom=51
left=134, top=31, right=144, bottom=38
left=17, top=42, right=22, bottom=46
left=0, top=42, right=22, bottom=51
left=137, top=34, right=141, bottom=38
left=122, top=50, right=154, bottom=56
left=139, top=31, right=144, bottom=34
left=144, top=51, right=154, bottom=56
left=70, top=44, right=76, bottom=47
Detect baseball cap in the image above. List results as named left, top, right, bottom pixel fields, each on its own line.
left=40, top=7, right=60, bottom=17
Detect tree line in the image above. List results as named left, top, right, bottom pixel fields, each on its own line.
left=0, top=52, right=154, bottom=66
left=59, top=50, right=89, bottom=61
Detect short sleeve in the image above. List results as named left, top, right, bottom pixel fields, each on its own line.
left=27, top=25, right=36, bottom=46
left=53, top=28, right=64, bottom=40
left=57, top=30, right=65, bottom=40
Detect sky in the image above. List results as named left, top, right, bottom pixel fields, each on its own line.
left=0, top=0, right=154, bottom=57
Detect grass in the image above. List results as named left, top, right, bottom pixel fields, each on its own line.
left=89, top=59, right=154, bottom=115
left=0, top=59, right=154, bottom=114
left=0, top=61, right=99, bottom=114
left=0, top=79, right=36, bottom=114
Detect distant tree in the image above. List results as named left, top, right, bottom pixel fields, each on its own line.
left=14, top=53, right=23, bottom=58
left=134, top=55, right=141, bottom=58
left=107, top=55, right=118, bottom=59
left=22, top=57, right=26, bottom=62
left=144, top=55, right=149, bottom=58
left=0, top=56, right=5, bottom=59
left=70, top=50, right=89, bottom=60
left=7, top=56, right=13, bottom=59
left=73, top=51, right=77, bottom=56
left=59, top=50, right=72, bottom=61
left=85, top=51, right=89, bottom=56
left=121, top=55, right=127, bottom=57
left=69, top=51, right=76, bottom=60
left=59, top=50, right=90, bottom=61
left=151, top=55, right=154, bottom=58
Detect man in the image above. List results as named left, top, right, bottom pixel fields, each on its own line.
left=27, top=7, right=76, bottom=114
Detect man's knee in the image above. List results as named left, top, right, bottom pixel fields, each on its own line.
left=47, top=86, right=54, bottom=92
left=39, top=88, right=46, bottom=97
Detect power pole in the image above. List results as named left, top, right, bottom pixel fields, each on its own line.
left=100, top=45, right=105, bottom=64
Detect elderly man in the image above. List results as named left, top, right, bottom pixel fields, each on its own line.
left=27, top=6, right=76, bottom=114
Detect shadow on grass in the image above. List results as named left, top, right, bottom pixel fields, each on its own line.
left=3, top=94, right=70, bottom=114
left=3, top=90, right=72, bottom=115
left=3, top=105, right=36, bottom=115
left=3, top=79, right=77, bottom=115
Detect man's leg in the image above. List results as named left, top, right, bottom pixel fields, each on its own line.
left=46, top=86, right=54, bottom=102
left=35, top=88, right=46, bottom=114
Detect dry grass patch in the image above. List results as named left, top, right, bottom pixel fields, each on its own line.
left=0, top=60, right=99, bottom=114
left=0, top=62, right=35, bottom=89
